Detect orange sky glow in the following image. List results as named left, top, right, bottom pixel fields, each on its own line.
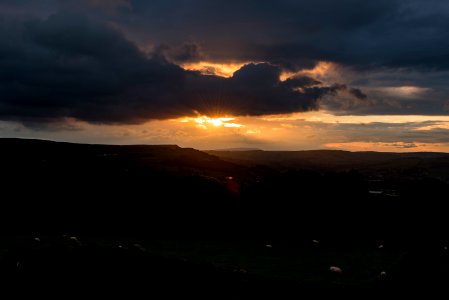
left=2, top=61, right=448, bottom=152
left=5, top=110, right=449, bottom=152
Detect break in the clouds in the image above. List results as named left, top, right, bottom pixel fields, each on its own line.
left=1, top=0, right=449, bottom=127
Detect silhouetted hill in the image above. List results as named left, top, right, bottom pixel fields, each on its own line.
left=213, top=147, right=262, bottom=151
left=1, top=138, right=449, bottom=294
left=207, top=149, right=449, bottom=179
left=0, top=138, right=244, bottom=176
left=207, top=149, right=449, bottom=167
left=0, top=138, right=255, bottom=237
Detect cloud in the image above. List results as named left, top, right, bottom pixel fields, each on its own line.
left=83, top=0, right=132, bottom=11
left=0, top=12, right=366, bottom=126
left=108, top=0, right=449, bottom=117
left=348, top=88, right=367, bottom=100
left=4, top=1, right=449, bottom=122
left=283, top=76, right=322, bottom=88
left=154, top=43, right=204, bottom=63
left=96, top=0, right=449, bottom=72
left=3, top=0, right=449, bottom=72
left=388, top=142, right=418, bottom=149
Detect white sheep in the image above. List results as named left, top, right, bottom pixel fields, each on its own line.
left=265, top=244, right=273, bottom=248
left=312, top=240, right=320, bottom=245
left=329, top=266, right=343, bottom=274
left=378, top=244, right=384, bottom=249
left=379, top=271, right=387, bottom=277
left=34, top=237, right=41, bottom=242
left=69, top=236, right=82, bottom=245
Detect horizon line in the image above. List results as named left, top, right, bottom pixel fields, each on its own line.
left=2, top=137, right=449, bottom=154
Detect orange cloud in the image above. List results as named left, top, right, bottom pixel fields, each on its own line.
left=280, top=61, right=337, bottom=82
left=324, top=142, right=449, bottom=152
left=182, top=61, right=249, bottom=77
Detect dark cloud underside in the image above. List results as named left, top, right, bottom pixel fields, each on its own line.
left=0, top=12, right=366, bottom=125
left=1, top=0, right=449, bottom=126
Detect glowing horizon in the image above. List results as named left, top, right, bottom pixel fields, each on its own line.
left=178, top=115, right=244, bottom=129
left=4, top=110, right=449, bottom=153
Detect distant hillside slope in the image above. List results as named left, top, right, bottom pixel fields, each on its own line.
left=2, top=138, right=449, bottom=249
left=212, top=147, right=262, bottom=151
left=3, top=139, right=449, bottom=179
left=0, top=138, right=252, bottom=235
left=206, top=149, right=449, bottom=179
left=0, top=138, right=246, bottom=179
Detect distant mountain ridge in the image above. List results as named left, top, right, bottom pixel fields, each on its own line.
left=206, top=149, right=449, bottom=166
left=0, top=138, right=247, bottom=179
left=2, top=138, right=449, bottom=179
left=211, top=147, right=262, bottom=151
left=206, top=149, right=449, bottom=180
left=2, top=138, right=448, bottom=163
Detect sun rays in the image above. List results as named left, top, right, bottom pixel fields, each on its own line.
left=177, top=115, right=243, bottom=129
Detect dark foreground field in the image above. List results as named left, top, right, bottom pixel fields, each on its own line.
left=1, top=138, right=449, bottom=296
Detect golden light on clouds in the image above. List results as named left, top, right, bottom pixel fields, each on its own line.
left=324, top=142, right=449, bottom=153
left=6, top=110, right=449, bottom=152
left=183, top=60, right=338, bottom=83
left=374, top=86, right=431, bottom=98
left=163, top=111, right=449, bottom=152
left=177, top=115, right=243, bottom=129
left=280, top=61, right=336, bottom=81
left=181, top=62, right=249, bottom=77
left=414, top=122, right=449, bottom=131
left=301, top=61, right=335, bottom=77
left=260, top=111, right=449, bottom=124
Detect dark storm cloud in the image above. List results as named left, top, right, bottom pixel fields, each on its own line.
left=0, top=12, right=363, bottom=125
left=184, top=63, right=350, bottom=116
left=283, top=76, right=322, bottom=89
left=2, top=0, right=449, bottom=124
left=103, top=0, right=448, bottom=71
left=348, top=88, right=367, bottom=100
left=0, top=12, right=182, bottom=124
left=154, top=43, right=204, bottom=63
left=3, top=0, right=449, bottom=70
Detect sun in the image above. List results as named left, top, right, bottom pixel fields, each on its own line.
left=194, top=116, right=243, bottom=129
left=177, top=115, right=243, bottom=129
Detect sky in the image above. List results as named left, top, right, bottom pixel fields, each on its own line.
left=1, top=0, right=449, bottom=151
